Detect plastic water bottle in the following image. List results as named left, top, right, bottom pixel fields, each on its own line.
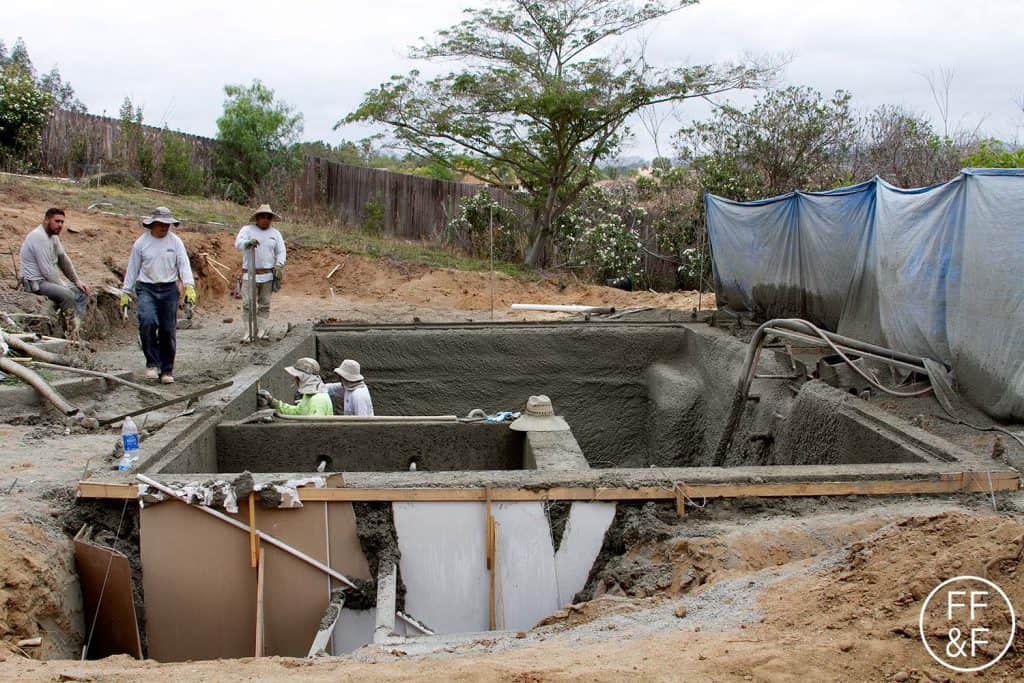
left=118, top=416, right=140, bottom=471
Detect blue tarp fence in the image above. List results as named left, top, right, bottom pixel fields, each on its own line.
left=705, top=169, right=1024, bottom=421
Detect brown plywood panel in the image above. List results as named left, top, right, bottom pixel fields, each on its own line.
left=74, top=527, right=143, bottom=659
left=140, top=501, right=256, bottom=662
left=328, top=502, right=373, bottom=583
left=259, top=503, right=330, bottom=656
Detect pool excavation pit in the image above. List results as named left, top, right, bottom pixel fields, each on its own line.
left=74, top=319, right=1020, bottom=661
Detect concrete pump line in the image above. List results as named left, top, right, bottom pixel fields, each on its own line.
left=713, top=318, right=934, bottom=466
left=275, top=414, right=459, bottom=423
left=0, top=356, right=80, bottom=416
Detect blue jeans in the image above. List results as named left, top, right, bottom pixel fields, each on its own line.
left=136, top=282, right=179, bottom=376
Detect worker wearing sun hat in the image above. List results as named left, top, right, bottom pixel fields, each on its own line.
left=119, top=207, right=196, bottom=384
left=235, top=203, right=286, bottom=343
left=257, top=357, right=333, bottom=415
left=509, top=395, right=569, bottom=432
left=322, top=359, right=374, bottom=416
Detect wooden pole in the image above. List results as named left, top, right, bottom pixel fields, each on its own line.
left=255, top=547, right=265, bottom=657
left=96, top=380, right=232, bottom=426
left=246, top=245, right=257, bottom=342
left=30, top=361, right=166, bottom=398
left=486, top=487, right=496, bottom=630
left=249, top=492, right=258, bottom=568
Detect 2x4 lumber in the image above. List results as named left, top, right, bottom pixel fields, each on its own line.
left=80, top=472, right=1020, bottom=502
left=255, top=548, right=265, bottom=657
left=373, top=564, right=397, bottom=644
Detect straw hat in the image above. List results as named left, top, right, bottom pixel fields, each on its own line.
left=509, top=395, right=569, bottom=432
left=250, top=204, right=282, bottom=222
left=142, top=206, right=181, bottom=227
left=334, top=359, right=364, bottom=382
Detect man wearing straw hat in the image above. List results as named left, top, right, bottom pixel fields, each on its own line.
left=235, top=204, right=286, bottom=343
left=119, top=207, right=196, bottom=384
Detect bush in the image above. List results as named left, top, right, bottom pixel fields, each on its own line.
left=445, top=191, right=524, bottom=261
left=363, top=194, right=385, bottom=235
left=0, top=65, right=52, bottom=166
left=159, top=129, right=205, bottom=195
left=553, top=185, right=646, bottom=284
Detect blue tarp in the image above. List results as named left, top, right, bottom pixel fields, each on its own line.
left=705, top=169, right=1024, bottom=421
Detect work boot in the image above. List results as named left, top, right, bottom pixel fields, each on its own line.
left=240, top=333, right=252, bottom=344
left=144, top=367, right=159, bottom=380
left=160, top=375, right=174, bottom=384
left=257, top=326, right=270, bottom=341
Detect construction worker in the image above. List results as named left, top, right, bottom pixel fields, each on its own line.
left=323, top=359, right=374, bottom=416
left=18, top=208, right=90, bottom=337
left=235, top=204, right=286, bottom=343
left=119, top=207, right=196, bottom=384
left=258, top=357, right=333, bottom=415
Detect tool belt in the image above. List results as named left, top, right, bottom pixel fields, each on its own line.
left=253, top=268, right=273, bottom=274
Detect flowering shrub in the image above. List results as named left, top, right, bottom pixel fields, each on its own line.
left=446, top=190, right=524, bottom=260
left=554, top=185, right=646, bottom=283
left=0, top=65, right=52, bottom=164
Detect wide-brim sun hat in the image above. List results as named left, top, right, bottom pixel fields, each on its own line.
left=250, top=204, right=282, bottom=223
left=334, top=359, right=363, bottom=382
left=509, top=395, right=569, bottom=432
left=284, top=357, right=321, bottom=378
left=142, top=206, right=181, bottom=227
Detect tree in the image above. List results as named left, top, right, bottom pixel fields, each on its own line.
left=118, top=97, right=154, bottom=185
left=676, top=86, right=857, bottom=201
left=0, top=37, right=85, bottom=112
left=0, top=63, right=52, bottom=165
left=214, top=79, right=303, bottom=202
left=345, top=0, right=777, bottom=266
left=961, top=139, right=1024, bottom=169
left=852, top=105, right=964, bottom=187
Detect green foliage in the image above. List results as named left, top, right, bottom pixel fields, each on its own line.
left=553, top=184, right=646, bottom=283
left=118, top=97, right=154, bottom=185
left=651, top=156, right=672, bottom=172
left=446, top=190, right=523, bottom=261
left=214, top=79, right=303, bottom=202
left=961, top=139, right=1024, bottom=169
left=363, top=194, right=385, bottom=235
left=160, top=128, right=205, bottom=195
left=0, top=64, right=52, bottom=165
left=346, top=0, right=777, bottom=266
left=677, top=86, right=857, bottom=201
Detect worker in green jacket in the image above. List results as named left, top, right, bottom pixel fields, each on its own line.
left=257, top=357, right=333, bottom=416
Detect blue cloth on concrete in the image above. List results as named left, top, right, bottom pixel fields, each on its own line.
left=136, top=281, right=179, bottom=376
left=705, top=169, right=1024, bottom=420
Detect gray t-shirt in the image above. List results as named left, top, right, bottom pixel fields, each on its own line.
left=19, top=224, right=76, bottom=284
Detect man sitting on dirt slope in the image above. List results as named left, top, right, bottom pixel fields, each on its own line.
left=257, top=357, right=333, bottom=416
left=18, top=207, right=91, bottom=337
left=235, top=204, right=287, bottom=343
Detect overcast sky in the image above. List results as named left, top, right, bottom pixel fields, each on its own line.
left=5, top=0, right=1023, bottom=159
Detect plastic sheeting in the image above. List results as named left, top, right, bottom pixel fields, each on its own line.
left=705, top=169, right=1024, bottom=420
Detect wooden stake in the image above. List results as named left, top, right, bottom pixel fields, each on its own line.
left=255, top=547, right=265, bottom=657
left=485, top=486, right=496, bottom=631
left=675, top=487, right=686, bottom=519
left=249, top=492, right=258, bottom=568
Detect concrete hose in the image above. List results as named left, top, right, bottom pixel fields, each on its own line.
left=4, top=334, right=71, bottom=365
left=0, top=356, right=80, bottom=416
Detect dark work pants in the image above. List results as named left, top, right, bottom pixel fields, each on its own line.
left=136, top=282, right=179, bottom=376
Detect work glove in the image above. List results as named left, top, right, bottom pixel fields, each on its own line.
left=245, top=238, right=260, bottom=248
left=183, top=285, right=197, bottom=305
left=119, top=292, right=131, bottom=308
left=272, top=265, right=284, bottom=283
left=257, top=389, right=274, bottom=408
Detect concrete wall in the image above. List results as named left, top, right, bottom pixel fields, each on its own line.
left=215, top=422, right=524, bottom=473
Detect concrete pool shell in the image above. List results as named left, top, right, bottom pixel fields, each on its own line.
left=76, top=320, right=1020, bottom=661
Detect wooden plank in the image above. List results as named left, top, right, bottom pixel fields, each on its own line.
left=249, top=492, right=258, bottom=568
left=79, top=473, right=1021, bottom=502
left=74, top=526, right=143, bottom=659
left=255, top=547, right=265, bottom=658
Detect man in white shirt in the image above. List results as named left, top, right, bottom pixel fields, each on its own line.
left=235, top=204, right=286, bottom=343
left=119, top=207, right=196, bottom=384
left=18, top=208, right=91, bottom=337
left=322, top=359, right=374, bottom=416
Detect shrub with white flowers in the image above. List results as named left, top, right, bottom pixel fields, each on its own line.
left=446, top=190, right=524, bottom=261
left=553, top=184, right=646, bottom=284
left=0, top=65, right=53, bottom=163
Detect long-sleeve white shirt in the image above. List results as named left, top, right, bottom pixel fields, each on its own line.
left=235, top=224, right=286, bottom=283
left=322, top=382, right=374, bottom=416
left=122, top=231, right=194, bottom=291
left=19, top=225, right=78, bottom=284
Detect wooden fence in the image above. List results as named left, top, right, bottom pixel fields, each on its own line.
left=292, top=156, right=528, bottom=241
left=39, top=109, right=216, bottom=179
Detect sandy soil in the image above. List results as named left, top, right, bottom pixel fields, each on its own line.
left=1, top=184, right=1022, bottom=681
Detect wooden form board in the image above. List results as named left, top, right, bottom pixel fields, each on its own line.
left=140, top=499, right=371, bottom=662
left=74, top=527, right=143, bottom=660
left=83, top=471, right=1020, bottom=502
